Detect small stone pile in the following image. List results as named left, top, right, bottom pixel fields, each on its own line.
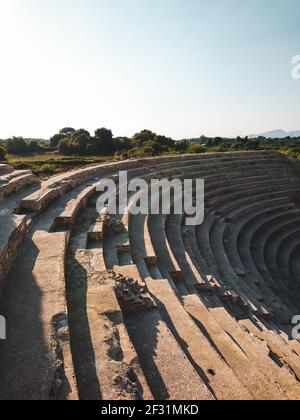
left=113, top=273, right=154, bottom=312
left=105, top=216, right=126, bottom=234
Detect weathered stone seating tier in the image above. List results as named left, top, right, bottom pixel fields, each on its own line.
left=1, top=151, right=300, bottom=400
left=19, top=151, right=289, bottom=213
left=0, top=215, right=28, bottom=290
left=52, top=183, right=97, bottom=230
left=0, top=169, right=39, bottom=202
left=0, top=164, right=13, bottom=175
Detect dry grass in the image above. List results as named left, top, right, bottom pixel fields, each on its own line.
left=4, top=153, right=114, bottom=178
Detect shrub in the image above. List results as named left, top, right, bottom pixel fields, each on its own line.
left=142, top=146, right=156, bottom=157
left=187, top=143, right=207, bottom=154
left=146, top=141, right=164, bottom=154
left=31, top=163, right=58, bottom=177
left=206, top=145, right=228, bottom=153
left=14, top=162, right=30, bottom=170
left=0, top=145, right=7, bottom=160
left=114, top=150, right=128, bottom=160
left=128, top=146, right=155, bottom=158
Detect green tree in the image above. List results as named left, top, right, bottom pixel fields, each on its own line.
left=114, top=137, right=132, bottom=152
left=72, top=129, right=91, bottom=139
left=27, top=140, right=45, bottom=154
left=50, top=134, right=65, bottom=148
left=132, top=130, right=156, bottom=146
left=6, top=137, right=28, bottom=154
left=175, top=140, right=189, bottom=153
left=94, top=128, right=114, bottom=155
left=58, top=138, right=73, bottom=155
left=85, top=143, right=98, bottom=155
left=73, top=133, right=90, bottom=155
left=59, top=127, right=76, bottom=137
left=155, top=135, right=175, bottom=149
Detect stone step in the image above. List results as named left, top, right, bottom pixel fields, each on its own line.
left=0, top=214, right=28, bottom=290
left=0, top=173, right=39, bottom=202
left=183, top=294, right=288, bottom=400
left=124, top=307, right=214, bottom=400
left=0, top=231, right=78, bottom=400
left=53, top=183, right=97, bottom=230
left=0, top=163, right=14, bottom=175
left=144, top=277, right=252, bottom=400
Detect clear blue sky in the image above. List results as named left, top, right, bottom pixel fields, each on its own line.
left=0, top=0, right=299, bottom=139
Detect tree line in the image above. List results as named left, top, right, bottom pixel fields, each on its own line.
left=0, top=128, right=182, bottom=159
left=51, top=127, right=180, bottom=158
left=1, top=128, right=300, bottom=161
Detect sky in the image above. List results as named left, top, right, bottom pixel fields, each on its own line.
left=0, top=0, right=299, bottom=140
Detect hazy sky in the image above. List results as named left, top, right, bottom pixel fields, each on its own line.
left=0, top=0, right=299, bottom=139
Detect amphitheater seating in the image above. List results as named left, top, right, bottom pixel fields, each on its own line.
left=68, top=246, right=153, bottom=400
left=87, top=218, right=104, bottom=241
left=0, top=166, right=39, bottom=293
left=52, top=183, right=98, bottom=231
left=0, top=214, right=28, bottom=291
left=130, top=175, right=300, bottom=400
left=0, top=167, right=39, bottom=203
left=0, top=229, right=77, bottom=399
left=0, top=164, right=13, bottom=175
left=1, top=151, right=300, bottom=400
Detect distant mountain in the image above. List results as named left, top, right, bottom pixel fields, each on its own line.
left=249, top=129, right=300, bottom=139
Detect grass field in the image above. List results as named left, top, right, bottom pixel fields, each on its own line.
left=1, top=153, right=113, bottom=178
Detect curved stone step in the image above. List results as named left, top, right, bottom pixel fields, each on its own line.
left=0, top=231, right=78, bottom=400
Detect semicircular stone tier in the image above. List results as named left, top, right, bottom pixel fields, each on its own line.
left=1, top=151, right=300, bottom=400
